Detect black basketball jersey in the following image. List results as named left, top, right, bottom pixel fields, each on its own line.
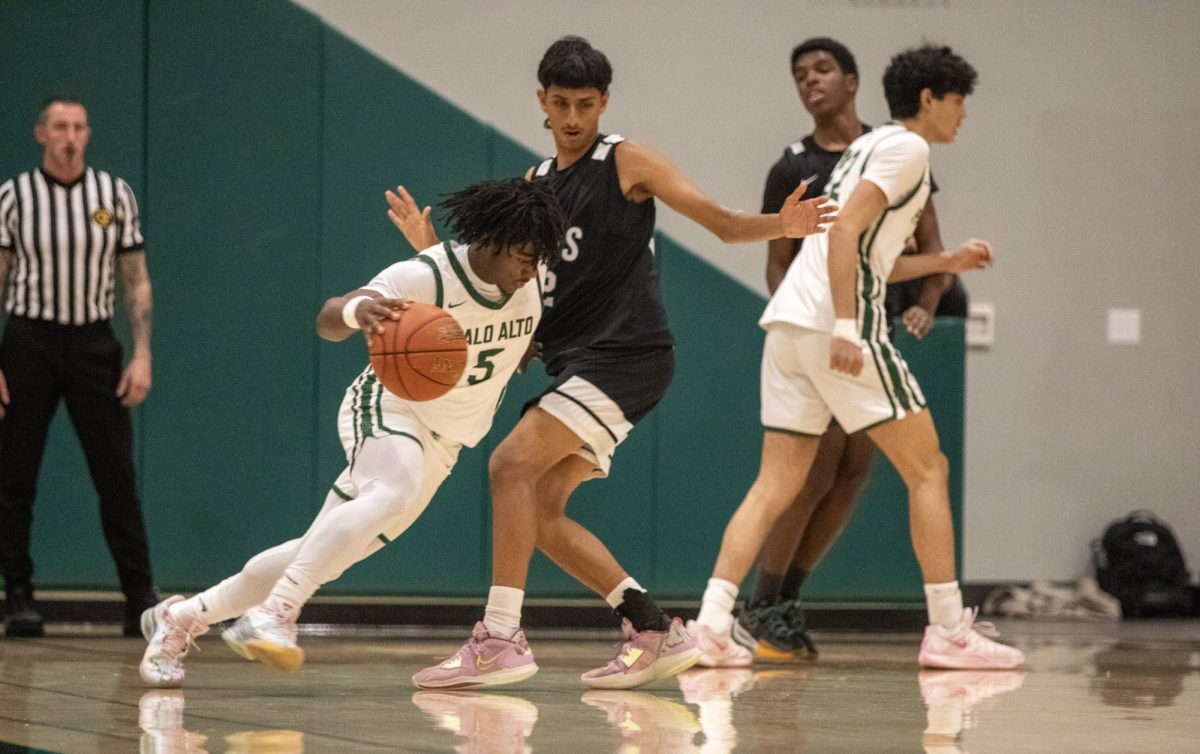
left=530, top=134, right=673, bottom=374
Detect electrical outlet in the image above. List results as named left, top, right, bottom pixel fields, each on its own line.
left=1108, top=308, right=1140, bottom=344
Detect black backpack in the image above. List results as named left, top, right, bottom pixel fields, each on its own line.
left=1093, top=511, right=1193, bottom=618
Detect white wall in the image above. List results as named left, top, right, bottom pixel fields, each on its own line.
left=295, top=0, right=1200, bottom=582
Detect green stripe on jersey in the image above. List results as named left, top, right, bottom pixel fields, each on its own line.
left=412, top=253, right=444, bottom=308
left=444, top=241, right=509, bottom=310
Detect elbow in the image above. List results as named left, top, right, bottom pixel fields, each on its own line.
left=316, top=312, right=351, bottom=342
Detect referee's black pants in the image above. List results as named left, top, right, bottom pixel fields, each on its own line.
left=0, top=316, right=155, bottom=600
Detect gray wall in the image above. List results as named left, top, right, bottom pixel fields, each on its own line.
left=295, top=0, right=1200, bottom=582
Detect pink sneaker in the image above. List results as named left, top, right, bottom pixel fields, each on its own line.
left=918, top=608, right=1025, bottom=670
left=920, top=669, right=1026, bottom=747
left=139, top=596, right=209, bottom=688
left=412, top=622, right=538, bottom=689
left=686, top=619, right=753, bottom=668
left=581, top=617, right=702, bottom=689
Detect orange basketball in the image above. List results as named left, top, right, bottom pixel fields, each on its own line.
left=368, top=302, right=468, bottom=401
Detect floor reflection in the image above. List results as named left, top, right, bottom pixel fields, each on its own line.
left=2, top=620, right=1195, bottom=753
left=411, top=690, right=538, bottom=754
left=1089, top=642, right=1200, bottom=710
left=138, top=690, right=304, bottom=754
left=677, top=668, right=755, bottom=752
left=919, top=671, right=1025, bottom=754
left=582, top=689, right=700, bottom=753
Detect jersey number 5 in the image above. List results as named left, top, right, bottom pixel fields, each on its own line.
left=467, top=348, right=504, bottom=385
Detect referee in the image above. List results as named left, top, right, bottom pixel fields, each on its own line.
left=0, top=96, right=158, bottom=637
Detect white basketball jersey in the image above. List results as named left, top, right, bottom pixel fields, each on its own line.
left=761, top=124, right=931, bottom=342
left=357, top=241, right=542, bottom=447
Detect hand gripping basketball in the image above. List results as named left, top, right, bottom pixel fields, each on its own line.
left=368, top=303, right=469, bottom=401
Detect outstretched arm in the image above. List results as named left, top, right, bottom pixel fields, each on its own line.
left=386, top=185, right=440, bottom=252
left=614, top=141, right=835, bottom=244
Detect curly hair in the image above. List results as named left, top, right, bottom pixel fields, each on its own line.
left=537, top=35, right=613, bottom=92
left=790, top=37, right=858, bottom=78
left=440, top=179, right=567, bottom=268
left=883, top=44, right=977, bottom=119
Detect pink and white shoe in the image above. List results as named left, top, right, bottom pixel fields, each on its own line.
left=238, top=601, right=304, bottom=672
left=920, top=669, right=1026, bottom=748
left=918, top=608, right=1025, bottom=670
left=412, top=621, right=538, bottom=689
left=686, top=619, right=753, bottom=668
left=582, top=617, right=701, bottom=689
left=139, top=596, right=209, bottom=688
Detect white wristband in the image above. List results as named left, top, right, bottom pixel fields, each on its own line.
left=341, top=296, right=371, bottom=330
left=832, top=318, right=861, bottom=345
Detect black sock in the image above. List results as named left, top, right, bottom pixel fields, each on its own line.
left=781, top=566, right=810, bottom=600
left=615, top=588, right=670, bottom=632
left=752, top=570, right=785, bottom=606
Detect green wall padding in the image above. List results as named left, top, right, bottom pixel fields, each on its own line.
left=0, top=0, right=962, bottom=602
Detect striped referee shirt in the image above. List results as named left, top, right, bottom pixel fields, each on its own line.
left=0, top=167, right=144, bottom=325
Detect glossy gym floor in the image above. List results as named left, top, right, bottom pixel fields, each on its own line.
left=1, top=619, right=1197, bottom=753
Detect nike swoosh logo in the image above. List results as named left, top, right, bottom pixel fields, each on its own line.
left=620, top=647, right=644, bottom=667
left=475, top=653, right=504, bottom=670
left=448, top=301, right=466, bottom=308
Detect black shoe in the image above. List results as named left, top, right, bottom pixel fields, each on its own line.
left=782, top=598, right=819, bottom=657
left=4, top=584, right=45, bottom=638
left=740, top=599, right=797, bottom=654
left=124, top=590, right=159, bottom=638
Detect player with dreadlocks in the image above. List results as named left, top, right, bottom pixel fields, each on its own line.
left=137, top=178, right=566, bottom=687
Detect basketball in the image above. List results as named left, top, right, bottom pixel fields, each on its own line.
left=368, top=302, right=468, bottom=401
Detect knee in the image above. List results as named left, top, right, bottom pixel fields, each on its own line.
left=488, top=443, right=537, bottom=491
left=535, top=515, right=563, bottom=546
left=749, top=478, right=804, bottom=521
left=909, top=451, right=949, bottom=488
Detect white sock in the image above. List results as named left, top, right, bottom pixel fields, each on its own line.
left=697, top=578, right=739, bottom=634
left=168, top=588, right=227, bottom=627
left=483, top=586, right=524, bottom=638
left=604, top=577, right=644, bottom=609
left=265, top=567, right=321, bottom=617
left=924, top=581, right=963, bottom=628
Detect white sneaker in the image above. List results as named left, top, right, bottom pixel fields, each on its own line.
left=139, top=596, right=209, bottom=688
left=138, top=690, right=209, bottom=753
left=234, top=602, right=304, bottom=672
left=220, top=614, right=257, bottom=660
left=919, top=608, right=1025, bottom=670
left=686, top=619, right=753, bottom=668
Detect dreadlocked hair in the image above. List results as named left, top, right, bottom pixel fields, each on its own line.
left=439, top=178, right=568, bottom=268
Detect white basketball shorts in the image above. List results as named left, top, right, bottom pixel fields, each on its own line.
left=760, top=322, right=926, bottom=436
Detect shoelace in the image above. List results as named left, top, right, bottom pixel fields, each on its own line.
left=957, top=606, right=1001, bottom=639
left=160, top=617, right=201, bottom=661
left=746, top=601, right=800, bottom=649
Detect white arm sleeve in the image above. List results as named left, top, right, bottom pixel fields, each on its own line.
left=362, top=258, right=438, bottom=304
left=861, top=133, right=930, bottom=205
